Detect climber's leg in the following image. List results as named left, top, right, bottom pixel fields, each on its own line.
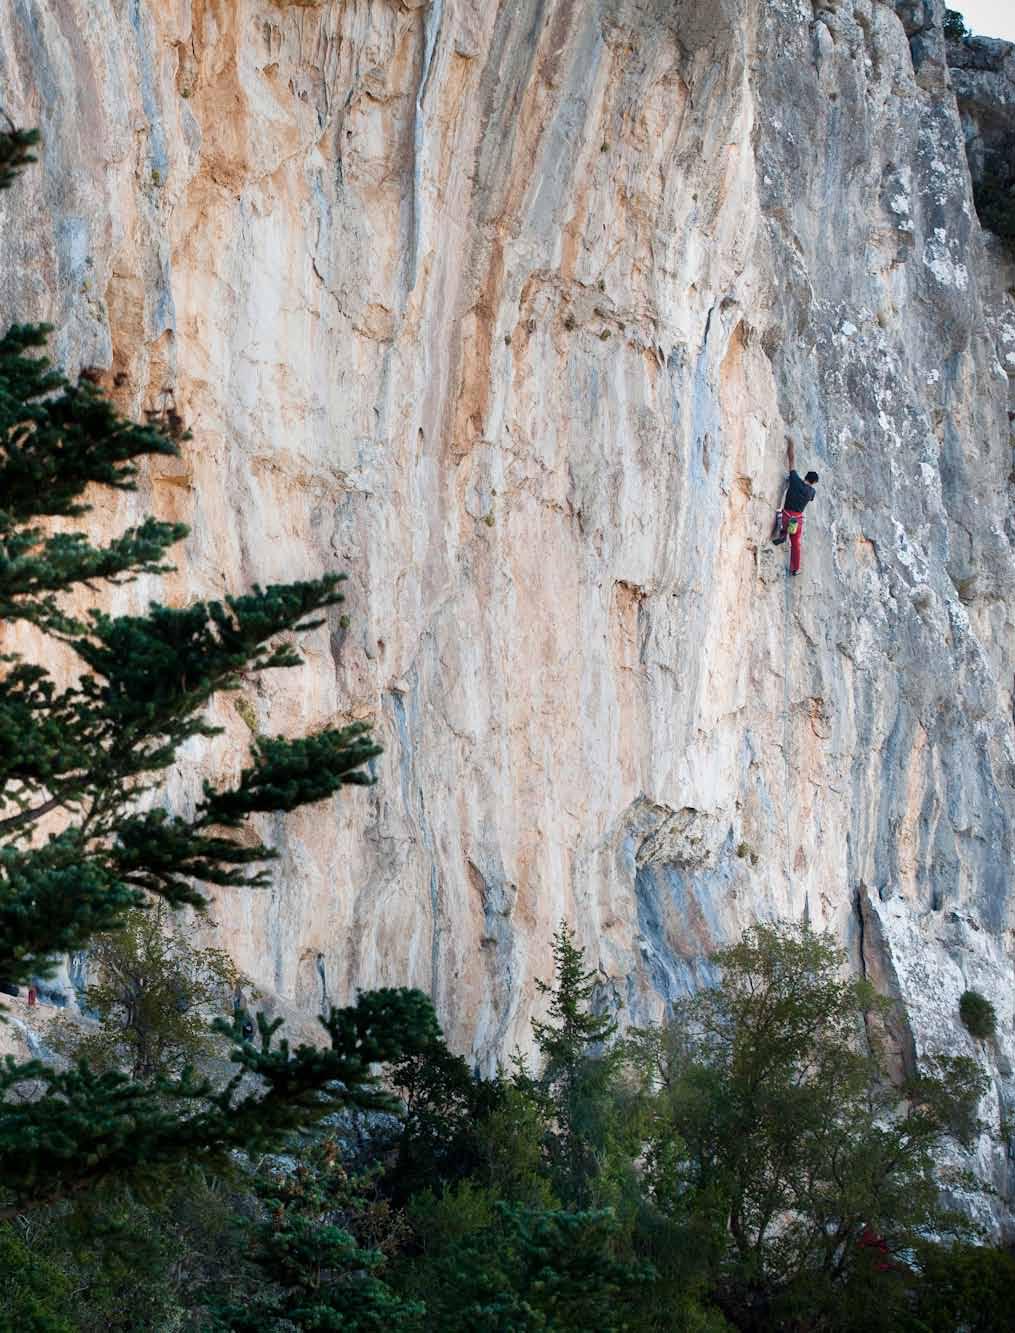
left=788, top=513, right=803, bottom=574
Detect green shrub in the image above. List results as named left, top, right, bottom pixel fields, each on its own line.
left=0, top=1225, right=75, bottom=1332
left=944, top=10, right=969, bottom=42
left=959, top=990, right=996, bottom=1040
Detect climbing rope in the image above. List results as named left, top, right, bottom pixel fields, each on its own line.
left=782, top=554, right=794, bottom=907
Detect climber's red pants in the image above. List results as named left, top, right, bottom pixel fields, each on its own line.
left=779, top=510, right=804, bottom=574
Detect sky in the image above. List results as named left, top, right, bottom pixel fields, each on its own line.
left=954, top=0, right=1015, bottom=43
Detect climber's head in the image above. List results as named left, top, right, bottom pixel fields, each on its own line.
left=805, top=471, right=819, bottom=485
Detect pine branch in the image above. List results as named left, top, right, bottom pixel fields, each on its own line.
left=0, top=988, right=439, bottom=1216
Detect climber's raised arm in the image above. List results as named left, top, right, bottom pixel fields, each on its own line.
left=787, top=435, right=796, bottom=472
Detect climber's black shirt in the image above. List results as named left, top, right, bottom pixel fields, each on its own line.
left=784, top=469, right=816, bottom=513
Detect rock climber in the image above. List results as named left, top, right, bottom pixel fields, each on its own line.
left=772, top=436, right=819, bottom=575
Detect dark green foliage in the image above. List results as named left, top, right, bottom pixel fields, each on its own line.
left=0, top=322, right=184, bottom=635
left=421, top=1201, right=653, bottom=1332
left=959, top=988, right=997, bottom=1039
left=625, top=924, right=986, bottom=1330
left=0, top=1223, right=75, bottom=1332
left=532, top=923, right=618, bottom=1064
left=0, top=987, right=439, bottom=1219
left=387, top=1034, right=506, bottom=1202
left=943, top=9, right=970, bottom=41
left=15, top=1161, right=250, bottom=1332
left=914, top=1241, right=1015, bottom=1332
left=208, top=1139, right=422, bottom=1332
left=974, top=171, right=1015, bottom=244
left=532, top=923, right=622, bottom=1209
left=0, top=118, right=40, bottom=192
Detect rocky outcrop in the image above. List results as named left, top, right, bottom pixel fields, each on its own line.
left=948, top=30, right=1015, bottom=201
left=1, top=0, right=1013, bottom=1226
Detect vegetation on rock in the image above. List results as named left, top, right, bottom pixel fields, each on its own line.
left=959, top=988, right=997, bottom=1040
left=973, top=160, right=1015, bottom=247
left=944, top=9, right=970, bottom=43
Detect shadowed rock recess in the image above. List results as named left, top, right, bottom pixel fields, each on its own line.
left=1, top=0, right=1013, bottom=1222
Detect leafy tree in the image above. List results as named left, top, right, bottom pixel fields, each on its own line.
left=959, top=989, right=997, bottom=1040
left=50, top=902, right=244, bottom=1079
left=0, top=123, right=439, bottom=1216
left=207, top=1137, right=423, bottom=1332
left=532, top=923, right=621, bottom=1209
left=628, top=923, right=986, bottom=1330
left=914, top=1241, right=1015, bottom=1332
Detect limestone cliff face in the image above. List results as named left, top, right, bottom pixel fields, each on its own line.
left=2, top=0, right=1014, bottom=1222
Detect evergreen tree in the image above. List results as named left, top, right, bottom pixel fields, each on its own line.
left=0, top=1220, right=75, bottom=1333
left=532, top=923, right=620, bottom=1208
left=387, top=1034, right=505, bottom=1202
left=207, top=1138, right=422, bottom=1332
left=0, top=124, right=438, bottom=1217
left=422, top=1201, right=652, bottom=1332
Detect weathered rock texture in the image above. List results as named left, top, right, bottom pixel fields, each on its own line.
left=949, top=29, right=1015, bottom=197
left=2, top=0, right=1014, bottom=1225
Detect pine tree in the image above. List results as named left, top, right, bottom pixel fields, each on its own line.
left=422, top=1201, right=652, bottom=1332
left=532, top=924, right=620, bottom=1209
left=207, top=1139, right=423, bottom=1332
left=0, top=124, right=438, bottom=1218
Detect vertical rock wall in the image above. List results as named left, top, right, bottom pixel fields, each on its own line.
left=1, top=0, right=1013, bottom=1221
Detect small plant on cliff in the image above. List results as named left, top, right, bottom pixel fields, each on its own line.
left=0, top=125, right=439, bottom=1219
left=959, top=989, right=997, bottom=1040
left=943, top=9, right=970, bottom=42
